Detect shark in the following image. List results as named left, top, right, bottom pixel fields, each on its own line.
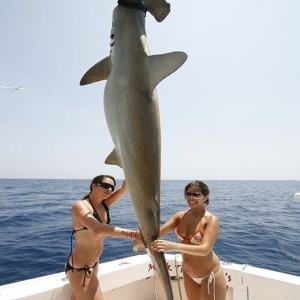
left=80, top=1, right=187, bottom=299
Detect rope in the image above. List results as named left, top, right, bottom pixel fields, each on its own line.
left=175, top=254, right=183, bottom=300
left=152, top=270, right=158, bottom=300
left=207, top=271, right=216, bottom=300
left=146, top=249, right=158, bottom=300
left=117, top=0, right=147, bottom=14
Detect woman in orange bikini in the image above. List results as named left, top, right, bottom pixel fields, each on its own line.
left=151, top=180, right=226, bottom=300
left=65, top=174, right=142, bottom=300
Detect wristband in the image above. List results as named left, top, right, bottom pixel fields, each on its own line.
left=125, top=230, right=136, bottom=239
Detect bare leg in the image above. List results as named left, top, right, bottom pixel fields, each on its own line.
left=183, top=268, right=202, bottom=300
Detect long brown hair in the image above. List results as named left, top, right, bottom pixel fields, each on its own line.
left=82, top=175, right=116, bottom=200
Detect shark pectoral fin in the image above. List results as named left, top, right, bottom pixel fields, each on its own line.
left=105, top=148, right=123, bottom=168
left=144, top=0, right=171, bottom=22
left=80, top=56, right=112, bottom=85
left=148, top=51, right=188, bottom=91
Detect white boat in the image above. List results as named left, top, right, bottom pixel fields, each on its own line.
left=0, top=253, right=299, bottom=300
left=294, top=192, right=300, bottom=200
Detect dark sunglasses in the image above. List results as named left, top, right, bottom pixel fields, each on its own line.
left=186, top=192, right=201, bottom=198
left=95, top=182, right=115, bottom=191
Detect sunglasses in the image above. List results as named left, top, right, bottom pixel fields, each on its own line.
left=186, top=192, right=202, bottom=198
left=95, top=182, right=115, bottom=191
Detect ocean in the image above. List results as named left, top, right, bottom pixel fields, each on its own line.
left=0, top=179, right=300, bottom=286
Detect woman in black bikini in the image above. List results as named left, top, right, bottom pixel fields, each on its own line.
left=151, top=180, right=226, bottom=300
left=65, top=175, right=141, bottom=300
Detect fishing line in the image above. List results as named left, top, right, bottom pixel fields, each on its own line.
left=146, top=248, right=158, bottom=300
left=175, top=254, right=183, bottom=300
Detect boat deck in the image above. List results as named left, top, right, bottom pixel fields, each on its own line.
left=1, top=254, right=300, bottom=300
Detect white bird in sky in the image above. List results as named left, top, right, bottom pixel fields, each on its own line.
left=0, top=85, right=50, bottom=93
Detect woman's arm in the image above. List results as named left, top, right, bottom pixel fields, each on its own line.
left=152, top=215, right=219, bottom=256
left=72, top=200, right=140, bottom=240
left=106, top=180, right=128, bottom=207
left=159, top=211, right=185, bottom=237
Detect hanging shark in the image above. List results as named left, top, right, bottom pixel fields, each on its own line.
left=80, top=1, right=187, bottom=299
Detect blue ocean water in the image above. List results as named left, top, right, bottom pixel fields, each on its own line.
left=0, top=179, right=300, bottom=286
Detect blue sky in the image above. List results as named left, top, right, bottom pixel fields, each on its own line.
left=1, top=0, right=299, bottom=180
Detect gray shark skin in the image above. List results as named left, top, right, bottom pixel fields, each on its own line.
left=144, top=0, right=171, bottom=22
left=80, top=3, right=187, bottom=300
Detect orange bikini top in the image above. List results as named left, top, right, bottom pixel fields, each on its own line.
left=175, top=210, right=205, bottom=245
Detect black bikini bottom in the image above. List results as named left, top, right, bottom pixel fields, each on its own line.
left=65, top=254, right=98, bottom=287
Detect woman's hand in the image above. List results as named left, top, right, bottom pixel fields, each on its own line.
left=151, top=239, right=175, bottom=252
left=125, top=229, right=143, bottom=241
left=134, top=230, right=143, bottom=241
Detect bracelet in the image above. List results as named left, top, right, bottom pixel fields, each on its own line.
left=125, top=230, right=136, bottom=239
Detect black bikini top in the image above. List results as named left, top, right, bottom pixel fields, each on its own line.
left=88, top=197, right=110, bottom=225
left=73, top=197, right=110, bottom=234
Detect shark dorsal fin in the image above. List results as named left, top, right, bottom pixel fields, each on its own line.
left=147, top=51, right=187, bottom=92
left=105, top=148, right=123, bottom=168
left=80, top=56, right=112, bottom=85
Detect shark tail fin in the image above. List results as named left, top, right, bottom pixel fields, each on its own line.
left=148, top=51, right=187, bottom=92
left=105, top=148, right=123, bottom=168
left=80, top=56, right=112, bottom=85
